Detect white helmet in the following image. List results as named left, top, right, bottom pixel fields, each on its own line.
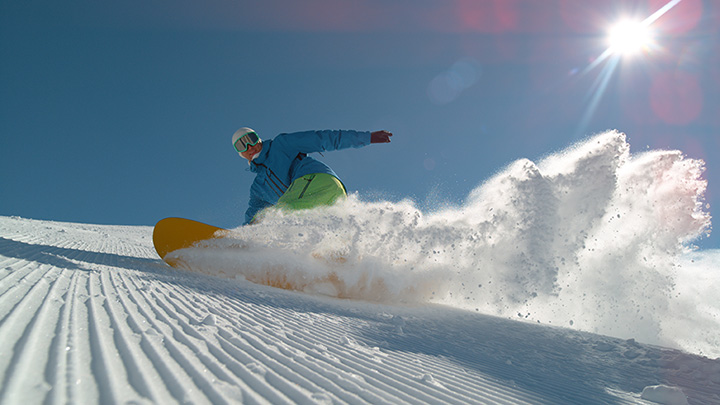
left=231, top=127, right=261, bottom=154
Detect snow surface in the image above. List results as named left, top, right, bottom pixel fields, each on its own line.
left=2, top=131, right=720, bottom=404
left=2, top=216, right=720, bottom=404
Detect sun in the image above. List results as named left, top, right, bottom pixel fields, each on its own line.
left=607, top=19, right=655, bottom=56
left=574, top=0, right=681, bottom=136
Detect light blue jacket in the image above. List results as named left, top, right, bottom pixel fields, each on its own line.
left=244, top=130, right=372, bottom=224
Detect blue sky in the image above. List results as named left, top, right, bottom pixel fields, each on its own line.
left=1, top=0, right=718, bottom=248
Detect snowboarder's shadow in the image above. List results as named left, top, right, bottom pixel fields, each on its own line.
left=0, top=237, right=159, bottom=272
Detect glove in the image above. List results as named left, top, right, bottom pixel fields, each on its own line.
left=371, top=130, right=393, bottom=143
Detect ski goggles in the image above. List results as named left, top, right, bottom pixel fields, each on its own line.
left=234, top=131, right=261, bottom=153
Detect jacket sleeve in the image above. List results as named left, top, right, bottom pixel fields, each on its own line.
left=244, top=195, right=272, bottom=225
left=275, top=130, right=372, bottom=154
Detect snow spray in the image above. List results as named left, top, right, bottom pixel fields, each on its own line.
left=173, top=130, right=718, bottom=358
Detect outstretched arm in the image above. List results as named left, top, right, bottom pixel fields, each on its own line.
left=275, top=129, right=392, bottom=154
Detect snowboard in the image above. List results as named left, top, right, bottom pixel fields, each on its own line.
left=152, top=217, right=228, bottom=267
left=151, top=218, right=394, bottom=298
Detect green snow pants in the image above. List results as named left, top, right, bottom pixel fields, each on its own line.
left=276, top=173, right=347, bottom=212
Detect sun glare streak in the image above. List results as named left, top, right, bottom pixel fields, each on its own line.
left=577, top=56, right=620, bottom=136
left=644, top=0, right=684, bottom=26
left=582, top=48, right=613, bottom=75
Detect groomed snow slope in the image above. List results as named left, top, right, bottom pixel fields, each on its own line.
left=1, top=215, right=719, bottom=405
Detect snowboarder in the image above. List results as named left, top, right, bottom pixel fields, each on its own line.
left=232, top=127, right=393, bottom=225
